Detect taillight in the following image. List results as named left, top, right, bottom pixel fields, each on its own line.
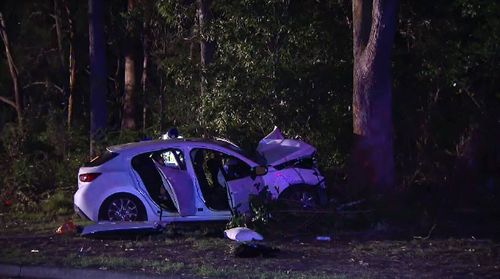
left=79, top=173, right=101, bottom=182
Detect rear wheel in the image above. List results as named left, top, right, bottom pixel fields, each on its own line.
left=99, top=194, right=147, bottom=221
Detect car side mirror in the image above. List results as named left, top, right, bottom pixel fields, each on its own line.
left=250, top=166, right=268, bottom=180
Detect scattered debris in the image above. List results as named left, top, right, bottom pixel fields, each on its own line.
left=224, top=227, right=279, bottom=258
left=413, top=224, right=437, bottom=240
left=224, top=227, right=264, bottom=242
left=78, top=246, right=91, bottom=253
left=55, top=219, right=77, bottom=235
left=316, top=236, right=331, bottom=241
left=336, top=199, right=365, bottom=211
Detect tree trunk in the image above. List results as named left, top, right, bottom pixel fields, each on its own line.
left=121, top=0, right=140, bottom=131
left=88, top=0, right=108, bottom=157
left=141, top=20, right=149, bottom=134
left=197, top=0, right=214, bottom=96
left=159, top=76, right=165, bottom=132
left=0, top=12, right=23, bottom=130
left=350, top=0, right=398, bottom=194
left=65, top=0, right=76, bottom=129
left=53, top=0, right=67, bottom=74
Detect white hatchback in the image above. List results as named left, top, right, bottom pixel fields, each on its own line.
left=74, top=127, right=326, bottom=222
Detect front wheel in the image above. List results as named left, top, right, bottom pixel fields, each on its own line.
left=277, top=185, right=319, bottom=213
left=99, top=194, right=147, bottom=221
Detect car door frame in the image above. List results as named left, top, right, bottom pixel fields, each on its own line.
left=151, top=148, right=198, bottom=217
left=185, top=144, right=262, bottom=215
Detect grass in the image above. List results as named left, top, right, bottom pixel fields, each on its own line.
left=61, top=254, right=185, bottom=274
left=190, top=263, right=347, bottom=279
left=0, top=247, right=49, bottom=266
left=1, top=210, right=499, bottom=278
left=0, top=210, right=92, bottom=236
left=0, top=249, right=185, bottom=275
left=190, top=237, right=227, bottom=251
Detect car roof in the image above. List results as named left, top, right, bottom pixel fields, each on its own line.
left=107, top=138, right=245, bottom=156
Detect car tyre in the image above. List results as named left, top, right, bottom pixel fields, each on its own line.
left=99, top=194, right=147, bottom=221
left=276, top=185, right=319, bottom=218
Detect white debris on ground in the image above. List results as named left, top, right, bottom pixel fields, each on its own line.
left=224, top=227, right=264, bottom=242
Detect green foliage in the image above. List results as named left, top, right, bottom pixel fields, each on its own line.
left=226, top=211, right=249, bottom=229
left=226, top=186, right=275, bottom=234
left=41, top=191, right=73, bottom=216
left=392, top=0, right=500, bottom=199
left=201, top=0, right=352, bottom=164
left=154, top=0, right=352, bottom=165
left=249, top=186, right=274, bottom=233
left=0, top=114, right=89, bottom=210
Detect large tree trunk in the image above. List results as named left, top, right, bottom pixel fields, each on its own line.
left=350, top=0, right=398, bottom=194
left=121, top=0, right=140, bottom=131
left=0, top=12, right=23, bottom=130
left=197, top=0, right=214, bottom=96
left=88, top=0, right=108, bottom=157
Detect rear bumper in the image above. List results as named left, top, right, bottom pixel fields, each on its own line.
left=74, top=204, right=91, bottom=220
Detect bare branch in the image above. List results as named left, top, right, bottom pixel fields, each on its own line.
left=0, top=95, right=16, bottom=109
left=0, top=11, right=23, bottom=128
left=22, top=81, right=64, bottom=93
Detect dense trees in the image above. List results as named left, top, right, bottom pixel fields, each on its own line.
left=0, top=0, right=498, bottom=211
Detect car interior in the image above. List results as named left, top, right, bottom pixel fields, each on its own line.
left=131, top=153, right=177, bottom=212
left=133, top=148, right=253, bottom=214
left=191, top=149, right=230, bottom=211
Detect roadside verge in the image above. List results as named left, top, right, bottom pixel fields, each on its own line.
left=0, top=263, right=179, bottom=279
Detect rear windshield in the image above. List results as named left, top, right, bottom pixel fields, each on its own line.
left=84, top=150, right=119, bottom=167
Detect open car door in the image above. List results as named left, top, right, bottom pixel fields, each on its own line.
left=222, top=158, right=264, bottom=214
left=153, top=150, right=196, bottom=216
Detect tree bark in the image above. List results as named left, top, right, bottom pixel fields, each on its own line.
left=197, top=0, right=214, bottom=96
left=141, top=22, right=148, bottom=134
left=88, top=0, right=108, bottom=157
left=159, top=76, right=165, bottom=132
left=121, top=0, right=140, bottom=130
left=350, top=0, right=398, bottom=193
left=53, top=0, right=66, bottom=70
left=65, top=0, right=76, bottom=129
left=0, top=12, right=23, bottom=130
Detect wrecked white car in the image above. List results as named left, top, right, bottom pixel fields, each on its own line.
left=74, top=127, right=326, bottom=222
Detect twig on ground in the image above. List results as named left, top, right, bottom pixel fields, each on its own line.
left=413, top=223, right=437, bottom=240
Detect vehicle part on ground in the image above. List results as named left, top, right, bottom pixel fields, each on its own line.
left=80, top=221, right=163, bottom=238
left=224, top=227, right=264, bottom=242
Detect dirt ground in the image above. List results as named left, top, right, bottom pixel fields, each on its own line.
left=1, top=218, right=500, bottom=279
